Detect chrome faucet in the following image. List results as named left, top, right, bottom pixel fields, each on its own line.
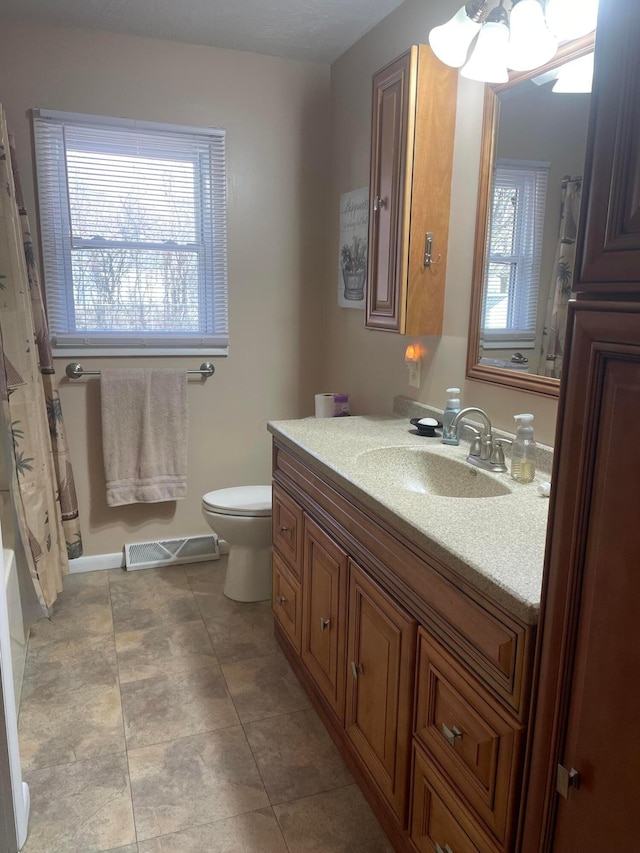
left=449, top=407, right=510, bottom=473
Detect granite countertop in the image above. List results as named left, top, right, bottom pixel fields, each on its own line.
left=267, top=415, right=551, bottom=625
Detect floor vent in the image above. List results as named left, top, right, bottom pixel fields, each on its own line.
left=124, top=534, right=219, bottom=571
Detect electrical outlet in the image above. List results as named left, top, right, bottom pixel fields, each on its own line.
left=407, top=358, right=421, bottom=388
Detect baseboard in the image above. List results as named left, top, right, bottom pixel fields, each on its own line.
left=69, top=540, right=229, bottom=574
left=68, top=552, right=124, bottom=573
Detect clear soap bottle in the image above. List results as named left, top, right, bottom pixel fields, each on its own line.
left=442, top=388, right=461, bottom=446
left=511, top=413, right=537, bottom=483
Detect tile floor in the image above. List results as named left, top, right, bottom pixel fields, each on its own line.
left=17, top=560, right=393, bottom=852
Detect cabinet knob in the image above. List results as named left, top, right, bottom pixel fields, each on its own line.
left=373, top=195, right=386, bottom=212
left=276, top=595, right=287, bottom=605
left=320, top=617, right=331, bottom=631
left=441, top=723, right=462, bottom=746
left=351, top=661, right=364, bottom=679
left=435, top=844, right=454, bottom=853
left=279, top=525, right=289, bottom=533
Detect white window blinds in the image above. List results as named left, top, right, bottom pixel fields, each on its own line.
left=33, top=110, right=228, bottom=354
left=482, top=160, right=549, bottom=344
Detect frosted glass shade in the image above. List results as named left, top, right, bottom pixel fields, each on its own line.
left=461, top=21, right=510, bottom=83
left=545, top=0, right=599, bottom=41
left=507, top=0, right=558, bottom=71
left=552, top=53, right=595, bottom=93
left=429, top=6, right=483, bottom=68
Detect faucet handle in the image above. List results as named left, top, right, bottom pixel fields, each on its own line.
left=491, top=438, right=512, bottom=466
left=463, top=424, right=482, bottom=457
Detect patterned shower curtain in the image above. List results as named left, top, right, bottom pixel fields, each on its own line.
left=540, top=177, right=582, bottom=379
left=0, top=104, right=82, bottom=610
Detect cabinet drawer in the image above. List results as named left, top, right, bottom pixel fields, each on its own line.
left=410, top=745, right=499, bottom=853
left=272, top=484, right=303, bottom=578
left=414, top=629, right=523, bottom=846
left=272, top=552, right=302, bottom=653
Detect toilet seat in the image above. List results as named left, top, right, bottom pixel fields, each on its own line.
left=202, top=485, right=272, bottom=517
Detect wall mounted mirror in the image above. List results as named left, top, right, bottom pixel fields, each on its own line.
left=467, top=34, right=595, bottom=398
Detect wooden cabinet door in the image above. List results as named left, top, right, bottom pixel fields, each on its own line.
left=366, top=50, right=412, bottom=332
left=576, top=0, right=640, bottom=292
left=522, top=303, right=640, bottom=851
left=366, top=46, right=457, bottom=335
left=345, top=560, right=416, bottom=821
left=301, top=517, right=348, bottom=722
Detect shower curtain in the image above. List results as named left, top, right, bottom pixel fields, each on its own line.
left=0, top=104, right=82, bottom=610
left=540, top=176, right=582, bottom=379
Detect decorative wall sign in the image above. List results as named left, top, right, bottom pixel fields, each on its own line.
left=338, top=187, right=368, bottom=309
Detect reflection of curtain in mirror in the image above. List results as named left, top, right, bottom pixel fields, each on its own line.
left=540, top=177, right=582, bottom=379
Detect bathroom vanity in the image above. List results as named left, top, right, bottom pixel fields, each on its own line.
left=268, top=416, right=548, bottom=852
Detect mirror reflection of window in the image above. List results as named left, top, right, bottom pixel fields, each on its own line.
left=482, top=160, right=549, bottom=347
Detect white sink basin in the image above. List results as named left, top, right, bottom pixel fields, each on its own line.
left=354, top=447, right=513, bottom=499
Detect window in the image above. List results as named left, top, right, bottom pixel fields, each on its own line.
left=482, top=160, right=549, bottom=345
left=33, top=110, right=228, bottom=355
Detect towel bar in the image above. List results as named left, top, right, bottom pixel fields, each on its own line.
left=65, top=362, right=215, bottom=379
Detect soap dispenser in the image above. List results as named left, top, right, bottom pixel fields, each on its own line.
left=511, top=413, right=537, bottom=483
left=442, top=388, right=461, bottom=446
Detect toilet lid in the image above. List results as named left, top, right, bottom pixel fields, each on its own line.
left=202, top=485, right=272, bottom=517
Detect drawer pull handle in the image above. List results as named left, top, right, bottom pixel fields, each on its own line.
left=442, top=724, right=462, bottom=746
left=279, top=525, right=289, bottom=533
left=320, top=617, right=331, bottom=631
left=435, top=844, right=454, bottom=853
left=351, top=661, right=363, bottom=679
left=276, top=595, right=287, bottom=605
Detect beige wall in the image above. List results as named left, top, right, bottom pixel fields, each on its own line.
left=0, top=21, right=330, bottom=555
left=325, top=0, right=560, bottom=444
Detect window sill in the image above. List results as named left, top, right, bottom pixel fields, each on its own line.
left=53, top=346, right=229, bottom=358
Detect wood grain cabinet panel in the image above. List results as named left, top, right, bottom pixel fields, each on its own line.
left=301, top=516, right=348, bottom=722
left=272, top=552, right=302, bottom=653
left=411, top=745, right=500, bottom=853
left=414, top=629, right=523, bottom=847
left=272, top=484, right=303, bottom=578
left=366, top=45, right=457, bottom=335
left=575, top=0, right=640, bottom=292
left=345, top=560, right=416, bottom=822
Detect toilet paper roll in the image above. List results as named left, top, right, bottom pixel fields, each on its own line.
left=315, top=393, right=335, bottom=418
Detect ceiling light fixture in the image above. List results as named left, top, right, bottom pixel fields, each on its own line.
left=461, top=2, right=511, bottom=83
left=429, top=0, right=599, bottom=83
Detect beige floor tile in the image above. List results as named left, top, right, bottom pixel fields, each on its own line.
left=22, top=752, right=135, bottom=852
left=128, top=727, right=269, bottom=841
left=28, top=574, right=113, bottom=647
left=108, top=566, right=190, bottom=590
left=121, top=665, right=239, bottom=749
left=244, top=708, right=353, bottom=805
left=110, top=577, right=201, bottom=633
left=222, top=653, right=311, bottom=724
left=21, top=633, right=118, bottom=701
left=273, top=785, right=393, bottom=852
left=116, top=620, right=217, bottom=684
left=137, top=808, right=287, bottom=852
left=105, top=847, right=138, bottom=853
left=204, top=601, right=279, bottom=664
left=19, top=683, right=125, bottom=772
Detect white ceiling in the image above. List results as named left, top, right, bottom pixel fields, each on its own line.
left=0, top=0, right=409, bottom=63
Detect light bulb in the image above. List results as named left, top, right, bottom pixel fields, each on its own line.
left=461, top=5, right=510, bottom=84
left=507, top=0, right=558, bottom=72
left=429, top=1, right=487, bottom=68
left=545, top=0, right=599, bottom=41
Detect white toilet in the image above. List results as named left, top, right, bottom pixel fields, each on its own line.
left=201, top=485, right=273, bottom=602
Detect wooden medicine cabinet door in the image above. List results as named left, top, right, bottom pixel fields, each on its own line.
left=366, top=44, right=457, bottom=336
